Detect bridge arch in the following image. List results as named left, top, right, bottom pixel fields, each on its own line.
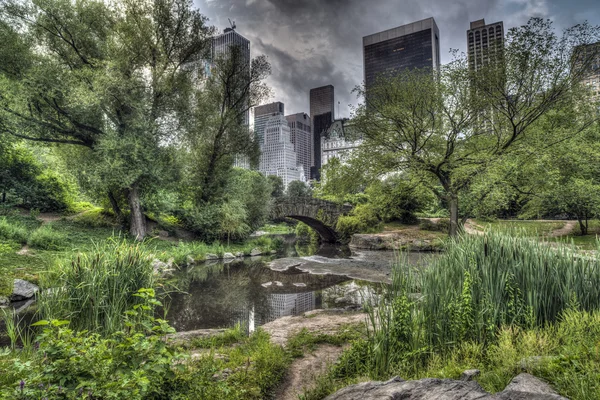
left=271, top=198, right=353, bottom=243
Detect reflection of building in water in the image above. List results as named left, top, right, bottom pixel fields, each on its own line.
left=254, top=292, right=316, bottom=326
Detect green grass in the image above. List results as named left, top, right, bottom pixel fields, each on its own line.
left=256, top=223, right=294, bottom=234
left=301, top=231, right=600, bottom=400
left=474, top=219, right=565, bottom=236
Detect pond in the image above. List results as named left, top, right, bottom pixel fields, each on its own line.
left=162, top=238, right=434, bottom=333
left=0, top=236, right=436, bottom=344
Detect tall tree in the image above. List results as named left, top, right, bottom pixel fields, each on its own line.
left=352, top=18, right=600, bottom=235
left=0, top=0, right=213, bottom=239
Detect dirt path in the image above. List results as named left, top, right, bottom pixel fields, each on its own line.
left=463, top=219, right=484, bottom=235
left=261, top=309, right=365, bottom=400
left=549, top=220, right=577, bottom=237
left=275, top=344, right=346, bottom=400
left=262, top=309, right=366, bottom=347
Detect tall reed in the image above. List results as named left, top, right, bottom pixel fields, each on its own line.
left=39, top=238, right=155, bottom=335
left=365, top=230, right=600, bottom=377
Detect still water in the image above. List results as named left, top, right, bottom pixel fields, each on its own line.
left=162, top=238, right=432, bottom=333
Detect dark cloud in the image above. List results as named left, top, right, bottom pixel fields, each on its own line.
left=195, top=0, right=600, bottom=117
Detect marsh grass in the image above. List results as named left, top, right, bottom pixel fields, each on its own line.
left=0, top=217, right=29, bottom=244
left=303, top=231, right=600, bottom=399
left=38, top=238, right=155, bottom=334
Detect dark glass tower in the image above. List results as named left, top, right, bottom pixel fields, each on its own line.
left=309, top=85, right=335, bottom=181
left=363, top=18, right=440, bottom=95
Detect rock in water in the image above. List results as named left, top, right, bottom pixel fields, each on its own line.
left=11, top=279, right=39, bottom=301
left=223, top=252, right=236, bottom=259
left=250, top=248, right=262, bottom=256
left=325, top=372, right=567, bottom=400
left=205, top=253, right=219, bottom=260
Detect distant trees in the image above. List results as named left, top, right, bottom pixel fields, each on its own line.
left=352, top=18, right=600, bottom=235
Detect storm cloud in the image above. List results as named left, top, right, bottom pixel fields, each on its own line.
left=195, top=0, right=600, bottom=117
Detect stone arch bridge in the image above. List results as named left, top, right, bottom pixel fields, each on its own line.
left=271, top=198, right=353, bottom=243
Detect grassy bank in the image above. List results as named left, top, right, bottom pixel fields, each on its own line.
left=0, top=209, right=283, bottom=297
left=302, top=231, right=600, bottom=400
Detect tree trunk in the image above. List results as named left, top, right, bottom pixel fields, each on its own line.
left=107, top=190, right=124, bottom=226
left=449, top=195, right=459, bottom=237
left=128, top=182, right=146, bottom=241
left=1, top=192, right=5, bottom=203
left=578, top=217, right=588, bottom=236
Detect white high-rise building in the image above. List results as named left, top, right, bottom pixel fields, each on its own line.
left=259, top=114, right=305, bottom=189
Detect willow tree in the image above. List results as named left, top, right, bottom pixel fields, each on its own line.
left=0, top=0, right=213, bottom=239
left=352, top=18, right=600, bottom=236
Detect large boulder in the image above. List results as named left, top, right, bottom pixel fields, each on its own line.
left=325, top=373, right=567, bottom=400
left=10, top=279, right=39, bottom=302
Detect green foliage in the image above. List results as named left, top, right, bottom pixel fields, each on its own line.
left=27, top=225, right=68, bottom=250
left=335, top=204, right=381, bottom=240
left=71, top=208, right=118, bottom=228
left=20, top=169, right=76, bottom=213
left=267, top=175, right=284, bottom=199
left=365, top=176, right=433, bottom=224
left=0, top=289, right=181, bottom=399
left=286, top=180, right=312, bottom=198
left=0, top=217, right=29, bottom=244
left=39, top=239, right=155, bottom=335
left=419, top=218, right=451, bottom=232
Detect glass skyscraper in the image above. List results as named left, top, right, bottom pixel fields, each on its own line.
left=309, top=85, right=335, bottom=181
left=363, top=17, right=440, bottom=95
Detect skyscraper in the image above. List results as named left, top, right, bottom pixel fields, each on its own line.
left=467, top=19, right=504, bottom=71
left=254, top=102, right=285, bottom=145
left=363, top=17, right=440, bottom=94
left=574, top=41, right=600, bottom=101
left=212, top=27, right=251, bottom=126
left=259, top=114, right=305, bottom=189
left=285, top=113, right=312, bottom=181
left=309, top=85, right=335, bottom=180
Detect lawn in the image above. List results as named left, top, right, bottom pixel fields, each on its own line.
left=473, top=219, right=565, bottom=236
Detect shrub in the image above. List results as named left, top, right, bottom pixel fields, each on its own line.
left=38, top=239, right=155, bottom=334
left=71, top=207, right=117, bottom=228
left=20, top=170, right=76, bottom=212
left=419, top=218, right=450, bottom=232
left=0, top=217, right=28, bottom=244
left=0, top=289, right=181, bottom=399
left=336, top=204, right=381, bottom=241
left=27, top=225, right=67, bottom=250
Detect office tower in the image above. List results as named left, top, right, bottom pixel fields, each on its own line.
left=212, top=26, right=251, bottom=126
left=254, top=102, right=285, bottom=145
left=574, top=42, right=600, bottom=101
left=467, top=19, right=504, bottom=71
left=286, top=113, right=312, bottom=181
left=309, top=85, right=335, bottom=180
left=259, top=114, right=305, bottom=189
left=363, top=17, right=440, bottom=94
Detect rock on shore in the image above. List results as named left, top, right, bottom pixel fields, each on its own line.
left=325, top=373, right=566, bottom=400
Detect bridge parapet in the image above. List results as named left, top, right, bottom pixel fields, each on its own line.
left=271, top=198, right=353, bottom=243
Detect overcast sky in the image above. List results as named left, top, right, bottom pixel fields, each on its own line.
left=194, top=0, right=600, bottom=118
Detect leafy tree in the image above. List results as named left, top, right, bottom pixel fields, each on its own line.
left=268, top=175, right=284, bottom=199
left=0, top=139, right=39, bottom=203
left=182, top=46, right=270, bottom=205
left=352, top=19, right=600, bottom=235
left=0, top=0, right=213, bottom=239
left=286, top=180, right=311, bottom=198
left=226, top=168, right=272, bottom=233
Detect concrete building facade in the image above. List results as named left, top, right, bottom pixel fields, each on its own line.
left=321, top=119, right=363, bottom=169
left=259, top=114, right=305, bottom=189
left=467, top=19, right=504, bottom=71
left=254, top=102, right=285, bottom=145
left=286, top=113, right=312, bottom=181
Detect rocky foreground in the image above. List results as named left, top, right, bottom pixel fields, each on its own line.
left=326, top=372, right=566, bottom=400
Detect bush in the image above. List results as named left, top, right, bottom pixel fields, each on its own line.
left=27, top=225, right=68, bottom=250
left=0, top=217, right=29, bottom=244
left=419, top=218, right=450, bottom=232
left=20, top=170, right=76, bottom=212
left=71, top=208, right=117, bottom=228
left=0, top=289, right=181, bottom=399
left=336, top=204, right=381, bottom=241
left=39, top=239, right=155, bottom=334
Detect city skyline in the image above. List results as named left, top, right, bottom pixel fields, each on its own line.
left=195, top=0, right=600, bottom=117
